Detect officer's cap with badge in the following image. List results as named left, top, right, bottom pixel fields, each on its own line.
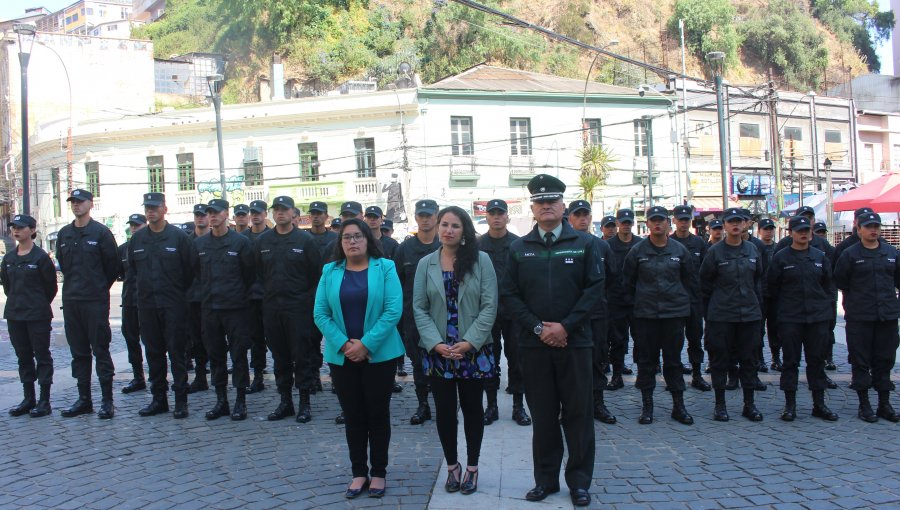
left=233, top=204, right=250, bottom=216
left=758, top=218, right=775, bottom=230
left=739, top=208, right=753, bottom=220
left=854, top=207, right=874, bottom=218
left=206, top=199, right=229, bottom=213
left=646, top=206, right=669, bottom=221
left=126, top=214, right=147, bottom=226
left=192, top=204, right=208, bottom=216
left=722, top=207, right=744, bottom=222
left=673, top=205, right=693, bottom=220
left=616, top=208, right=636, bottom=223
left=10, top=214, right=36, bottom=228
left=415, top=199, right=439, bottom=215
left=709, top=219, right=724, bottom=229
left=142, top=192, right=165, bottom=207
left=600, top=215, right=617, bottom=227
left=795, top=205, right=815, bottom=218
left=248, top=200, right=267, bottom=213
left=859, top=212, right=882, bottom=227
left=365, top=206, right=384, bottom=218
left=340, top=201, right=363, bottom=216
left=271, top=196, right=294, bottom=209
left=331, top=218, right=342, bottom=228
left=789, top=216, right=812, bottom=231
left=568, top=200, right=591, bottom=214
left=66, top=188, right=93, bottom=202
left=309, top=201, right=328, bottom=213
left=486, top=199, right=508, bottom=213
left=528, top=174, right=565, bottom=202
left=381, top=219, right=393, bottom=231
left=813, top=221, right=827, bottom=233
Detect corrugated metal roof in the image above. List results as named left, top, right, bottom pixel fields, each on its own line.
left=426, top=64, right=644, bottom=96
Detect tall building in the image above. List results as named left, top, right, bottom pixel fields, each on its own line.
left=35, top=0, right=133, bottom=36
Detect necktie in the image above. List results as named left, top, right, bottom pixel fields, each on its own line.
left=544, top=231, right=554, bottom=248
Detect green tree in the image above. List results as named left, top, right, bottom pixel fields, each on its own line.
left=669, top=0, right=741, bottom=70
left=578, top=144, right=617, bottom=204
left=810, top=0, right=895, bottom=71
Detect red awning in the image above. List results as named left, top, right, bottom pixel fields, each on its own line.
left=833, top=173, right=900, bottom=211
left=868, top=184, right=900, bottom=212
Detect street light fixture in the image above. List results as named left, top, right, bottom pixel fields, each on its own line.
left=207, top=74, right=226, bottom=201
left=14, top=23, right=36, bottom=215
left=706, top=51, right=729, bottom=211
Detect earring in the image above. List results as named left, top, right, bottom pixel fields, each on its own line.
left=461, top=238, right=466, bottom=245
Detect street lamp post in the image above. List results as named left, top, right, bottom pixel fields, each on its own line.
left=824, top=158, right=833, bottom=233
left=14, top=23, right=36, bottom=215
left=642, top=115, right=654, bottom=207
left=207, top=74, right=226, bottom=201
left=707, top=51, right=729, bottom=211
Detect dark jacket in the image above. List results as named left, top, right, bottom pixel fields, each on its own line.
left=591, top=237, right=620, bottom=320
left=127, top=223, right=197, bottom=309
left=478, top=231, right=519, bottom=320
left=606, top=233, right=643, bottom=310
left=776, top=233, right=834, bottom=264
left=254, top=227, right=322, bottom=309
left=395, top=235, right=441, bottom=310
left=832, top=231, right=859, bottom=268
left=187, top=230, right=206, bottom=302
left=501, top=222, right=604, bottom=348
left=118, top=242, right=137, bottom=308
left=194, top=229, right=255, bottom=310
left=622, top=238, right=695, bottom=319
left=1, top=245, right=57, bottom=321
left=767, top=246, right=833, bottom=323
left=309, top=230, right=338, bottom=262
left=833, top=240, right=900, bottom=321
left=699, top=240, right=764, bottom=321
left=379, top=235, right=400, bottom=260
left=669, top=232, right=707, bottom=269
left=242, top=226, right=270, bottom=300
left=56, top=219, right=118, bottom=301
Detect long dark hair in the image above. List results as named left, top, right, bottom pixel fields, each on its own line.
left=332, top=218, right=383, bottom=262
left=438, top=206, right=478, bottom=282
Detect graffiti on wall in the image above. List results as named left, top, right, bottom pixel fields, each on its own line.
left=198, top=176, right=246, bottom=204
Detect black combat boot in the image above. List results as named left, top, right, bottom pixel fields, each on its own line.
left=9, top=383, right=36, bottom=417
left=606, top=369, right=624, bottom=391
left=725, top=368, right=739, bottom=391
left=206, top=386, right=230, bottom=420
left=188, top=365, right=209, bottom=394
left=681, top=362, right=692, bottom=375
left=512, top=393, right=532, bottom=426
left=811, top=389, right=838, bottom=421
left=247, top=369, right=265, bottom=394
left=638, top=389, right=653, bottom=425
left=780, top=391, right=797, bottom=421
left=857, top=390, right=878, bottom=423
left=30, top=385, right=52, bottom=418
left=139, top=392, right=169, bottom=416
left=231, top=387, right=247, bottom=420
left=268, top=389, right=295, bottom=421
left=296, top=389, right=312, bottom=423
left=741, top=388, right=763, bottom=421
left=173, top=391, right=189, bottom=419
left=670, top=391, right=693, bottom=425
left=593, top=391, right=616, bottom=424
left=691, top=367, right=711, bottom=391
left=410, top=386, right=431, bottom=425
left=757, top=347, right=768, bottom=373
left=61, top=383, right=93, bottom=418
left=770, top=350, right=783, bottom=372
left=97, top=379, right=115, bottom=419
left=876, top=391, right=900, bottom=422
left=483, top=388, right=499, bottom=425
left=122, top=365, right=146, bottom=394
left=713, top=389, right=729, bottom=422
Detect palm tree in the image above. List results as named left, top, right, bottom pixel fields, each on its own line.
left=578, top=144, right=617, bottom=204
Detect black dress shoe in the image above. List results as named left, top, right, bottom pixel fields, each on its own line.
left=825, top=376, right=838, bottom=389
left=570, top=488, right=591, bottom=507
left=138, top=397, right=169, bottom=416
left=61, top=397, right=93, bottom=418
left=525, top=485, right=559, bottom=502
left=483, top=405, right=499, bottom=425
left=621, top=366, right=634, bottom=375
left=247, top=374, right=265, bottom=394
left=335, top=412, right=345, bottom=424
left=681, top=363, right=692, bottom=375
left=758, top=364, right=769, bottom=373
left=392, top=382, right=403, bottom=393
left=121, top=379, right=146, bottom=394
left=753, top=378, right=768, bottom=391
left=825, top=360, right=837, bottom=371
left=397, top=367, right=408, bottom=377
left=714, top=404, right=729, bottom=422
left=512, top=405, right=532, bottom=426
left=742, top=403, right=763, bottom=422
left=606, top=375, right=624, bottom=391
left=691, top=376, right=711, bottom=391
left=770, top=360, right=783, bottom=372
left=97, top=399, right=115, bottom=419
left=345, top=478, right=369, bottom=499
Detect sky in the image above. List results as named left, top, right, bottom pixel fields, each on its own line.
left=0, top=0, right=895, bottom=75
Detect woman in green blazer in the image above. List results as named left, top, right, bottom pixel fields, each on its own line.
left=314, top=219, right=404, bottom=499
left=413, top=206, right=497, bottom=496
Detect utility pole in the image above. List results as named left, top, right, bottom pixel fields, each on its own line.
left=809, top=92, right=820, bottom=191
left=643, top=115, right=654, bottom=207
left=767, top=75, right=783, bottom=213
left=679, top=19, right=692, bottom=202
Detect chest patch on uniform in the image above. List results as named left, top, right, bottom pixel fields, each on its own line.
left=198, top=251, right=206, bottom=256
left=718, top=261, right=729, bottom=266
left=638, top=257, right=649, bottom=263
left=165, top=247, right=176, bottom=252
left=133, top=248, right=144, bottom=253
left=814, top=262, right=823, bottom=268
left=784, top=265, right=796, bottom=270
left=749, top=258, right=756, bottom=263
left=564, top=257, right=574, bottom=264
left=670, top=257, right=680, bottom=262
left=855, top=259, right=865, bottom=264
left=227, top=251, right=238, bottom=256
left=261, top=249, right=270, bottom=254
left=292, top=248, right=304, bottom=254
left=27, top=264, right=38, bottom=269
left=87, top=240, right=98, bottom=246
left=889, top=258, right=896, bottom=263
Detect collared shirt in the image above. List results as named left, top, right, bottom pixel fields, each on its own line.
left=537, top=222, right=564, bottom=244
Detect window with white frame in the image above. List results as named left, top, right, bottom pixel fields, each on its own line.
left=451, top=117, right=474, bottom=156
left=509, top=118, right=531, bottom=156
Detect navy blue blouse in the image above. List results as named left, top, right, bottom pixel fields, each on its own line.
left=340, top=268, right=368, bottom=340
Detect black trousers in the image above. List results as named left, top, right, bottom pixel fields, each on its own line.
left=308, top=325, right=324, bottom=383
left=140, top=306, right=189, bottom=395
left=263, top=307, right=314, bottom=392
left=330, top=359, right=395, bottom=479
left=121, top=305, right=143, bottom=370
left=608, top=310, right=633, bottom=371
left=521, top=346, right=594, bottom=491
left=846, top=320, right=899, bottom=392
left=685, top=306, right=704, bottom=368
left=431, top=376, right=486, bottom=467
left=402, top=310, right=427, bottom=388
left=633, top=317, right=686, bottom=391
left=484, top=318, right=524, bottom=394
left=765, top=299, right=781, bottom=356
left=8, top=320, right=53, bottom=386
left=591, top=318, right=609, bottom=392
left=705, top=320, right=761, bottom=390
left=187, top=301, right=208, bottom=369
left=62, top=299, right=114, bottom=385
left=247, top=299, right=268, bottom=371
left=778, top=321, right=828, bottom=392
left=203, top=308, right=250, bottom=389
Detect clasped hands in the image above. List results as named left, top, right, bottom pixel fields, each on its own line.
left=342, top=339, right=369, bottom=362
left=540, top=322, right=568, bottom=348
left=433, top=341, right=473, bottom=360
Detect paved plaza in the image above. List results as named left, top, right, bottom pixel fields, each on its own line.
left=0, top=283, right=898, bottom=509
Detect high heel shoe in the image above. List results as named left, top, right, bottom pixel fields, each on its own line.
left=345, top=477, right=369, bottom=499
left=445, top=463, right=461, bottom=493
left=368, top=477, right=386, bottom=498
left=460, top=467, right=479, bottom=495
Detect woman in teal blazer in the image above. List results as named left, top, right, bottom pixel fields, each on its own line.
left=413, top=206, right=497, bottom=496
left=314, top=219, right=404, bottom=499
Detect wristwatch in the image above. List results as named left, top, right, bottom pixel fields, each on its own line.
left=533, top=323, right=543, bottom=335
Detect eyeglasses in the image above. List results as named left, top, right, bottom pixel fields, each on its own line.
left=341, top=233, right=365, bottom=243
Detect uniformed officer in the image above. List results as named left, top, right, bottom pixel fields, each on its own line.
left=194, top=199, right=256, bottom=421
left=606, top=208, right=641, bottom=390
left=833, top=207, right=875, bottom=263
left=233, top=204, right=250, bottom=234
left=501, top=175, right=603, bottom=507
left=381, top=219, right=395, bottom=239
left=129, top=193, right=197, bottom=418
left=699, top=207, right=765, bottom=422
left=331, top=218, right=342, bottom=232
left=707, top=219, right=724, bottom=245
left=757, top=218, right=782, bottom=371
left=669, top=204, right=711, bottom=391
left=833, top=212, right=900, bottom=423
left=118, top=213, right=147, bottom=394
left=741, top=210, right=770, bottom=391
left=395, top=199, right=442, bottom=424
left=56, top=189, right=119, bottom=419
left=568, top=199, right=617, bottom=424
left=255, top=196, right=323, bottom=423
left=308, top=201, right=337, bottom=259
left=813, top=221, right=827, bottom=238
left=478, top=199, right=532, bottom=426
left=243, top=199, right=271, bottom=393
left=599, top=215, right=617, bottom=241
left=365, top=206, right=400, bottom=259
left=2, top=214, right=58, bottom=418
left=767, top=216, right=838, bottom=421
left=187, top=203, right=210, bottom=392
